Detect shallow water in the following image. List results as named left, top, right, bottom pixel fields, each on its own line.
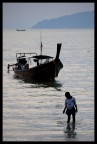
left=3, top=29, right=94, bottom=141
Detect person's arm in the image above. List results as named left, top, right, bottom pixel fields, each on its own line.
left=63, top=106, right=66, bottom=114
left=63, top=99, right=67, bottom=114
left=73, top=97, right=78, bottom=112
left=75, top=104, right=78, bottom=113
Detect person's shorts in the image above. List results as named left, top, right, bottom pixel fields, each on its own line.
left=66, top=107, right=75, bottom=116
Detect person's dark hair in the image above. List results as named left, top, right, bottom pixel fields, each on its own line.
left=65, top=92, right=71, bottom=98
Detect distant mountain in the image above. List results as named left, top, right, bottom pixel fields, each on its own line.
left=32, top=11, right=94, bottom=29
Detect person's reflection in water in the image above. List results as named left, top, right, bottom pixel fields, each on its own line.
left=64, top=123, right=76, bottom=138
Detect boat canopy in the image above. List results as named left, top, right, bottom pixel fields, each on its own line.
left=32, top=55, right=53, bottom=60
left=17, top=55, right=53, bottom=60
left=16, top=53, right=37, bottom=58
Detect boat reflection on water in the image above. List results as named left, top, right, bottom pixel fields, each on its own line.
left=13, top=75, right=62, bottom=90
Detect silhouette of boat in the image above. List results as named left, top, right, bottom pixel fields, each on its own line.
left=7, top=43, right=63, bottom=81
left=16, top=29, right=26, bottom=31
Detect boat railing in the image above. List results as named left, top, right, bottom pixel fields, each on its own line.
left=16, top=53, right=37, bottom=58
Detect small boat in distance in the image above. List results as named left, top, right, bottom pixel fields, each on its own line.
left=16, top=29, right=26, bottom=31
left=7, top=43, right=63, bottom=81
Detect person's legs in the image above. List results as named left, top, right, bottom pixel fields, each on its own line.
left=67, top=115, right=71, bottom=123
left=72, top=114, right=75, bottom=123
left=71, top=107, right=76, bottom=123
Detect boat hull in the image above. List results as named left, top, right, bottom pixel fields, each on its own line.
left=14, top=59, right=63, bottom=81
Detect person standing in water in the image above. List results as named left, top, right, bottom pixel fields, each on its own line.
left=63, top=92, right=78, bottom=124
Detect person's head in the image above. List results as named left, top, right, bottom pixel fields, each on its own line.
left=65, top=92, right=71, bottom=99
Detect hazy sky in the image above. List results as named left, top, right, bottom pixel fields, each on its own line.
left=3, top=3, right=94, bottom=29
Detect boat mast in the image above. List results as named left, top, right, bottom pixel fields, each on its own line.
left=40, top=31, right=43, bottom=55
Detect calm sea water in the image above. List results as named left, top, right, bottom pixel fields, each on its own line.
left=3, top=29, right=94, bottom=141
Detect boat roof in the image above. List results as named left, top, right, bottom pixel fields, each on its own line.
left=32, top=55, right=53, bottom=60
left=17, top=55, right=53, bottom=60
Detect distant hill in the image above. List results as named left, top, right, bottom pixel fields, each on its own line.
left=32, top=11, right=94, bottom=29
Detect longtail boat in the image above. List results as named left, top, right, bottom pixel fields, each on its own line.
left=7, top=43, right=63, bottom=81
